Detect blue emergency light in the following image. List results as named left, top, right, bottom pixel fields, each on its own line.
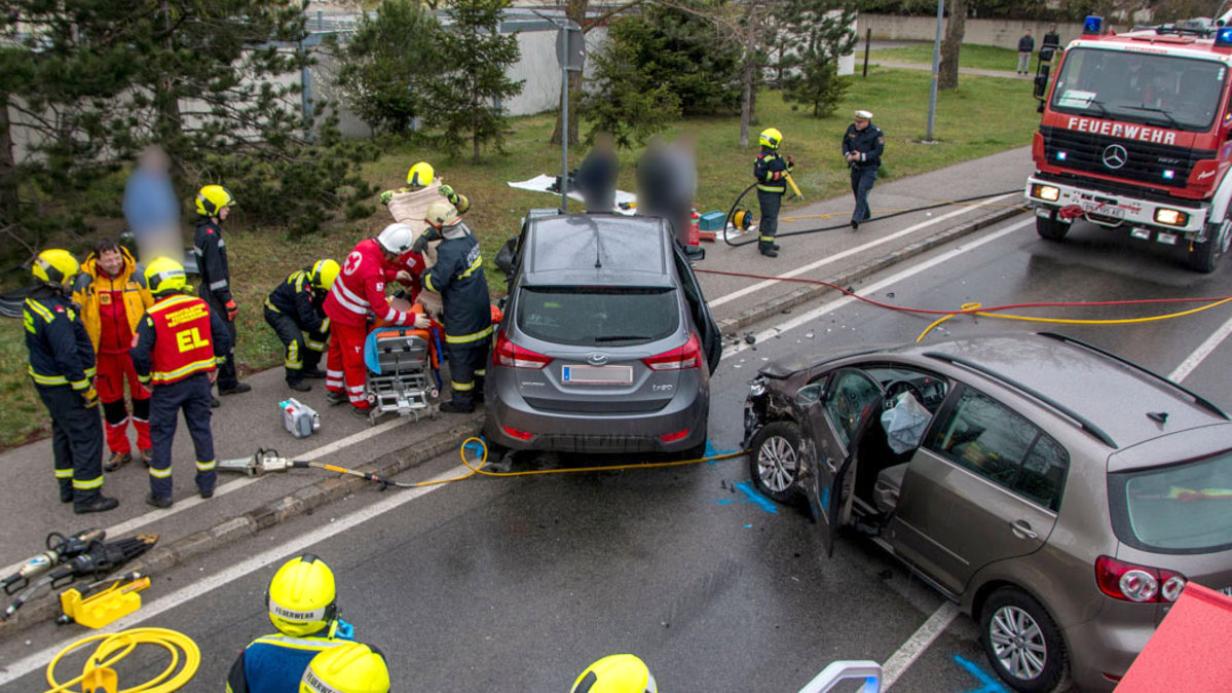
left=1083, top=15, right=1103, bottom=35
left=1216, top=27, right=1232, bottom=47
left=1056, top=151, right=1068, bottom=162
left=1163, top=169, right=1176, bottom=180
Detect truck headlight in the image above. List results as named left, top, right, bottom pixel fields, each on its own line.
left=1154, top=209, right=1189, bottom=227
left=1031, top=184, right=1061, bottom=202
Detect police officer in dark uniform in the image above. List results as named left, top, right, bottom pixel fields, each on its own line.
left=24, top=249, right=119, bottom=514
left=264, top=259, right=339, bottom=392
left=418, top=200, right=492, bottom=414
left=192, top=184, right=250, bottom=398
left=753, top=128, right=792, bottom=258
left=131, top=257, right=231, bottom=508
left=842, top=110, right=885, bottom=230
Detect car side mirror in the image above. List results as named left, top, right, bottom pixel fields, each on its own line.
left=1033, top=65, right=1051, bottom=100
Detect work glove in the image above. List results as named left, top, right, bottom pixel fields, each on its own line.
left=438, top=184, right=455, bottom=202
left=786, top=155, right=795, bottom=171
left=83, top=387, right=99, bottom=409
left=224, top=299, right=239, bottom=322
left=379, top=190, right=395, bottom=205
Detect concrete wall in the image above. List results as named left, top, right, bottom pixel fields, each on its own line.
left=860, top=14, right=1086, bottom=50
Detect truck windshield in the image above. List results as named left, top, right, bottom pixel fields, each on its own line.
left=1109, top=449, right=1232, bottom=553
left=1050, top=47, right=1227, bottom=131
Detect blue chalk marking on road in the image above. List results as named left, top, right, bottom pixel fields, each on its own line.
left=744, top=523, right=753, bottom=529
left=734, top=480, right=779, bottom=514
left=953, top=655, right=1009, bottom=693
left=715, top=498, right=735, bottom=506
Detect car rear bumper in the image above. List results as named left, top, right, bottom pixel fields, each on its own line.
left=483, top=379, right=709, bottom=453
left=1061, top=610, right=1156, bottom=691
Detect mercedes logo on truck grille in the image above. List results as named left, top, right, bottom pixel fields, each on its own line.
left=1102, top=144, right=1128, bottom=170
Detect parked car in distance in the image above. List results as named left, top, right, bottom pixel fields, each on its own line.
left=743, top=332, right=1232, bottom=692
left=485, top=212, right=721, bottom=456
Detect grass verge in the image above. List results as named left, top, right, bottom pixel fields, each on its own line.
left=869, top=43, right=1024, bottom=72
left=0, top=65, right=1037, bottom=448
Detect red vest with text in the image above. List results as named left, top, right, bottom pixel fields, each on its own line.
left=148, top=294, right=217, bottom=385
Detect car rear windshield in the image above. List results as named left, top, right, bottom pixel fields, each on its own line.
left=516, top=286, right=679, bottom=346
left=1109, top=449, right=1232, bottom=553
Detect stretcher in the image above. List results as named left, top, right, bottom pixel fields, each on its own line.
left=362, top=322, right=443, bottom=425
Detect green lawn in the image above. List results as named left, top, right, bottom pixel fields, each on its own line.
left=0, top=65, right=1038, bottom=448
left=869, top=43, right=1024, bottom=72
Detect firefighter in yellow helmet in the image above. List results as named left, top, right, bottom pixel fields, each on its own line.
left=264, top=259, right=340, bottom=392
left=192, top=184, right=250, bottom=400
left=753, top=128, right=792, bottom=258
left=24, top=249, right=119, bottom=514
left=227, top=554, right=358, bottom=693
left=378, top=160, right=470, bottom=214
left=571, top=654, right=658, bottom=693
left=301, top=642, right=391, bottom=693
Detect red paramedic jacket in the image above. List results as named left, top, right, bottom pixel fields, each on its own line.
left=324, top=238, right=412, bottom=329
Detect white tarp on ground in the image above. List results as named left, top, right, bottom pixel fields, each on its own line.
left=507, top=175, right=637, bottom=215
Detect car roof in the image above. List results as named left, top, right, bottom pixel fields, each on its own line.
left=896, top=333, right=1228, bottom=449
left=521, top=214, right=675, bottom=288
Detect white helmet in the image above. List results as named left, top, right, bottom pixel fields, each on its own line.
left=425, top=200, right=460, bottom=229
left=376, top=223, right=416, bottom=254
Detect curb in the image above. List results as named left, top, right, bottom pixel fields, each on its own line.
left=715, top=206, right=1027, bottom=336
left=0, top=414, right=484, bottom=637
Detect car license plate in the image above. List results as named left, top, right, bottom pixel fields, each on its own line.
left=1081, top=201, right=1125, bottom=219
left=562, top=365, right=633, bottom=385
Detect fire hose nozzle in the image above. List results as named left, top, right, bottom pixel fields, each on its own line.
left=217, top=449, right=295, bottom=477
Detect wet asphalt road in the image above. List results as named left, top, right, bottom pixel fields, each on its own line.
left=4, top=213, right=1232, bottom=692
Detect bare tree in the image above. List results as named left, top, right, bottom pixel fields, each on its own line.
left=938, top=0, right=966, bottom=91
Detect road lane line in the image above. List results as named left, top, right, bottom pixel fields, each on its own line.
left=723, top=217, right=1034, bottom=360
left=1169, top=312, right=1232, bottom=382
left=709, top=194, right=1015, bottom=309
left=1, top=417, right=410, bottom=578
left=0, top=463, right=459, bottom=687
left=881, top=602, right=960, bottom=689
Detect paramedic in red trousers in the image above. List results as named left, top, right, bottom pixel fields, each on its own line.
left=24, top=250, right=120, bottom=514
left=417, top=200, right=492, bottom=414
left=192, top=184, right=251, bottom=401
left=73, top=239, right=154, bottom=471
left=130, top=257, right=231, bottom=508
left=324, top=223, right=430, bottom=417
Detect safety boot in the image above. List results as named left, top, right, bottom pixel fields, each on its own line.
left=287, top=380, right=312, bottom=393
left=219, top=382, right=252, bottom=396
left=759, top=246, right=778, bottom=258
left=74, top=494, right=119, bottom=515
left=350, top=405, right=372, bottom=420
left=139, top=449, right=153, bottom=467
left=104, top=451, right=132, bottom=472
left=302, top=367, right=327, bottom=380
left=59, top=483, right=73, bottom=504
left=145, top=494, right=173, bottom=509
left=325, top=390, right=348, bottom=406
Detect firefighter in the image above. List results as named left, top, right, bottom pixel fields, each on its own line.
left=753, top=128, right=791, bottom=258
left=265, top=259, right=340, bottom=392
left=571, top=654, right=658, bottom=693
left=418, top=200, right=491, bottom=414
left=323, top=224, right=430, bottom=417
left=24, top=249, right=120, bottom=514
left=73, top=238, right=154, bottom=471
left=130, top=257, right=231, bottom=508
left=192, top=184, right=251, bottom=398
left=300, top=642, right=390, bottom=693
left=378, top=160, right=470, bottom=215
left=842, top=110, right=885, bottom=231
left=227, top=554, right=356, bottom=693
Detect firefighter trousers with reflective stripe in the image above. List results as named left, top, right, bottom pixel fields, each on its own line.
left=204, top=292, right=239, bottom=391
left=264, top=307, right=324, bottom=385
left=757, top=189, right=782, bottom=248
left=148, top=373, right=216, bottom=499
left=36, top=385, right=104, bottom=503
left=446, top=341, right=489, bottom=408
left=326, top=321, right=370, bottom=410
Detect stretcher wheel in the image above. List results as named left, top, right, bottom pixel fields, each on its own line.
left=366, top=392, right=376, bottom=405
left=430, top=389, right=440, bottom=399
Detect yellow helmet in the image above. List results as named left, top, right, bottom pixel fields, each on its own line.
left=32, top=249, right=80, bottom=291
left=310, top=259, right=341, bottom=291
left=195, top=184, right=235, bottom=217
left=300, top=642, right=390, bottom=693
left=452, top=192, right=471, bottom=216
left=424, top=200, right=459, bottom=229
left=406, top=161, right=435, bottom=187
left=759, top=128, right=783, bottom=150
left=267, top=554, right=337, bottom=638
left=571, top=655, right=658, bottom=693
left=143, top=256, right=188, bottom=295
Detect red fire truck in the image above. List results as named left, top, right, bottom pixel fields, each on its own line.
left=1025, top=15, right=1232, bottom=272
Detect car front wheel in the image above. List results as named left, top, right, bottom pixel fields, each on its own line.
left=748, top=422, right=802, bottom=503
left=980, top=588, right=1069, bottom=693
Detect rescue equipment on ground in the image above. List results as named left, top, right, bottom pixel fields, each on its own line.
left=3, top=529, right=106, bottom=595
left=57, top=572, right=150, bottom=629
left=45, top=627, right=200, bottom=693
left=281, top=398, right=322, bottom=439
left=2, top=534, right=157, bottom=621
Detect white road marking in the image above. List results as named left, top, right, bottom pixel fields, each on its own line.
left=708, top=194, right=1015, bottom=308
left=1169, top=312, right=1232, bottom=382
left=722, top=217, right=1035, bottom=360
left=1, top=417, right=409, bottom=578
left=0, top=464, right=458, bottom=687
left=882, top=602, right=960, bottom=689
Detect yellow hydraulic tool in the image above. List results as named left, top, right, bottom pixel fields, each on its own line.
left=785, top=172, right=804, bottom=200
left=58, top=573, right=150, bottom=629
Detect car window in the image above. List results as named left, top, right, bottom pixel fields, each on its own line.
left=516, top=286, right=679, bottom=347
left=824, top=371, right=882, bottom=448
left=1110, top=449, right=1232, bottom=552
left=928, top=387, right=1069, bottom=511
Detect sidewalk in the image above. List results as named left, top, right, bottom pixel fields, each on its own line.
left=875, top=61, right=1028, bottom=80
left=0, top=145, right=1034, bottom=633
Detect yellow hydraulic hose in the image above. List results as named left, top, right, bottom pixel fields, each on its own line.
left=45, top=627, right=199, bottom=693
left=916, top=299, right=1232, bottom=342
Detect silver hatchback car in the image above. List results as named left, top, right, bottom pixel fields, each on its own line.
left=743, top=332, right=1232, bottom=692
left=485, top=212, right=721, bottom=455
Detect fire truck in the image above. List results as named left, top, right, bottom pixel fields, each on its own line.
left=1025, top=15, right=1232, bottom=272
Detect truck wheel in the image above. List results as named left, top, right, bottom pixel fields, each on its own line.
left=1035, top=216, right=1069, bottom=241
left=1187, top=220, right=1231, bottom=274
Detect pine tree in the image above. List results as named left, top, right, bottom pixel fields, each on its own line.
left=779, top=2, right=857, bottom=118
left=428, top=0, right=523, bottom=162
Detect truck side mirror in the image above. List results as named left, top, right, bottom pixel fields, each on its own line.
left=1033, top=65, right=1051, bottom=100
left=1039, top=47, right=1055, bottom=63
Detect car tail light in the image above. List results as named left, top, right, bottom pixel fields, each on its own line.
left=659, top=428, right=690, bottom=443
left=643, top=333, right=701, bottom=371
left=493, top=331, right=551, bottom=369
left=502, top=425, right=534, bottom=441
left=1095, top=556, right=1187, bottom=603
